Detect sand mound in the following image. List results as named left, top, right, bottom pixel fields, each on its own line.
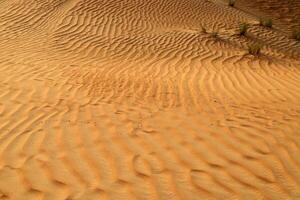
left=238, top=0, right=300, bottom=31
left=0, top=0, right=300, bottom=199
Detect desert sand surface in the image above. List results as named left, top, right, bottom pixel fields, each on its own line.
left=0, top=0, right=300, bottom=199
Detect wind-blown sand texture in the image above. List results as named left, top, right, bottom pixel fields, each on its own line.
left=0, top=0, right=300, bottom=199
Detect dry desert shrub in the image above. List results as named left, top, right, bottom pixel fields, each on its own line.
left=291, top=27, right=300, bottom=41
left=228, top=0, right=235, bottom=7
left=259, top=18, right=273, bottom=28
left=248, top=43, right=262, bottom=55
left=211, top=31, right=219, bottom=38
left=239, top=23, right=249, bottom=36
left=200, top=25, right=207, bottom=33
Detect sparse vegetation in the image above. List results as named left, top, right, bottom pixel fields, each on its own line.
left=248, top=43, right=262, bottom=55
left=211, top=31, right=218, bottom=38
left=259, top=18, right=273, bottom=28
left=228, top=0, right=235, bottom=7
left=200, top=25, right=207, bottom=33
left=239, top=23, right=249, bottom=36
left=291, top=27, right=300, bottom=41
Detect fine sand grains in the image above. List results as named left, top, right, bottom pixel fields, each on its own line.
left=0, top=0, right=300, bottom=199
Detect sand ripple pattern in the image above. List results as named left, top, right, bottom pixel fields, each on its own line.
left=0, top=0, right=300, bottom=199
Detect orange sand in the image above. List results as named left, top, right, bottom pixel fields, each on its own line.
left=0, top=0, right=300, bottom=199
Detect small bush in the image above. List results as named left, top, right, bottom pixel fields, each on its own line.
left=201, top=25, right=207, bottom=33
left=259, top=18, right=273, bottom=28
left=239, top=23, right=249, bottom=35
left=291, top=27, right=300, bottom=41
left=228, top=0, right=235, bottom=7
left=211, top=32, right=218, bottom=38
left=248, top=43, right=262, bottom=55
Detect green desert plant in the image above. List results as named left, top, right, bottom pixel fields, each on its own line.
left=248, top=43, right=262, bottom=55
left=291, top=27, right=300, bottom=41
left=259, top=18, right=273, bottom=28
left=228, top=0, right=235, bottom=7
left=239, top=23, right=249, bottom=35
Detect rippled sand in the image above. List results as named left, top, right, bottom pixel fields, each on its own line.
left=0, top=0, right=300, bottom=199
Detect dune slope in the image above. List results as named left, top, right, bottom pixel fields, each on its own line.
left=0, top=0, right=300, bottom=199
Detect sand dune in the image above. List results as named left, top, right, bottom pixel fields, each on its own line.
left=0, top=0, right=300, bottom=199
